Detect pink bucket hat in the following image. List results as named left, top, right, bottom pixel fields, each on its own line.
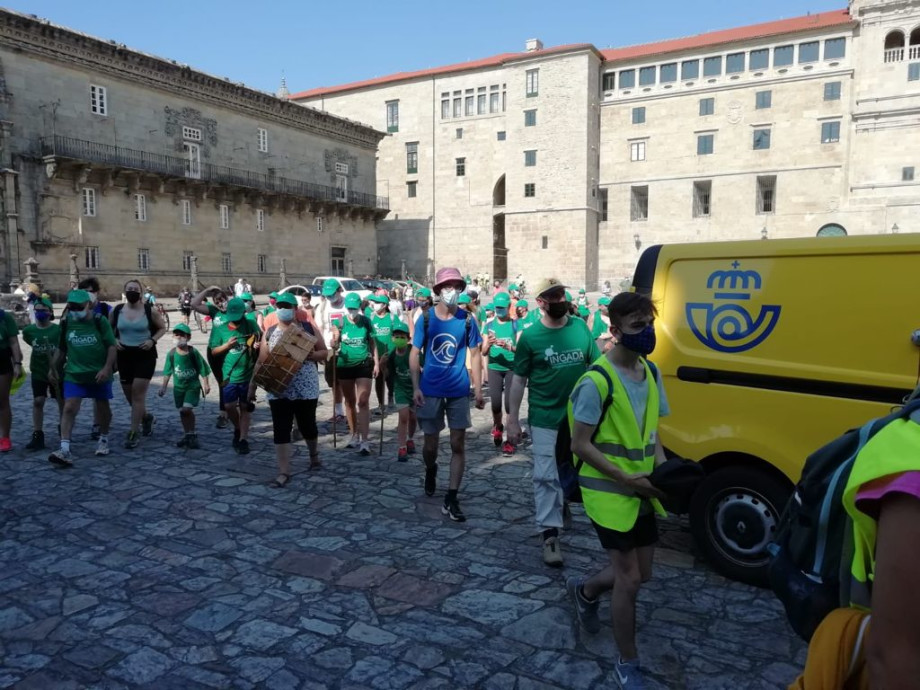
left=433, top=267, right=466, bottom=292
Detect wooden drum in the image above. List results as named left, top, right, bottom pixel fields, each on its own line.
left=253, top=325, right=317, bottom=396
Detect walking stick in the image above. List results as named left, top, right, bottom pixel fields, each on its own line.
left=379, top=398, right=385, bottom=457
left=331, top=352, right=338, bottom=449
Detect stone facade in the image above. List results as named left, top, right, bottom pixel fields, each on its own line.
left=292, top=0, right=919, bottom=289
left=0, top=9, right=388, bottom=297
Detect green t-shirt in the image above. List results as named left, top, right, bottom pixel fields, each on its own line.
left=22, top=323, right=60, bottom=381
left=483, top=318, right=517, bottom=372
left=591, top=310, right=609, bottom=339
left=163, top=347, right=211, bottom=392
left=513, top=316, right=601, bottom=429
left=391, top=347, right=414, bottom=404
left=0, top=310, right=19, bottom=348
left=62, top=315, right=117, bottom=385
left=261, top=305, right=276, bottom=317
left=207, top=303, right=232, bottom=350
left=337, top=315, right=372, bottom=367
left=221, top=319, right=259, bottom=384
left=370, top=311, right=396, bottom=358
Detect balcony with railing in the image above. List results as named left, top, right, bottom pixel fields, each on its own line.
left=40, top=135, right=389, bottom=213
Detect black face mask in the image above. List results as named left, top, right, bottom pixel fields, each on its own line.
left=544, top=301, right=569, bottom=319
left=125, top=290, right=141, bottom=304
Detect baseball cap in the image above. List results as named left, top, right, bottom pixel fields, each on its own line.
left=225, top=297, right=247, bottom=321
left=457, top=293, right=472, bottom=305
left=36, top=297, right=54, bottom=310
left=416, top=287, right=432, bottom=299
left=433, top=267, right=465, bottom=292
left=493, top=293, right=511, bottom=308
left=516, top=299, right=529, bottom=309
left=269, top=291, right=280, bottom=300
left=579, top=288, right=586, bottom=294
left=240, top=292, right=253, bottom=301
left=322, top=279, right=340, bottom=297
left=172, top=323, right=192, bottom=336
left=275, top=293, right=298, bottom=307
left=368, top=293, right=390, bottom=304
left=485, top=303, right=495, bottom=311
left=509, top=283, right=519, bottom=292
left=392, top=323, right=409, bottom=335
left=533, top=278, right=567, bottom=298
left=66, top=289, right=91, bottom=305
left=344, top=292, right=362, bottom=309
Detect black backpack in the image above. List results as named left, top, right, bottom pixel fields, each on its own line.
left=768, top=393, right=920, bottom=642
left=557, top=359, right=659, bottom=504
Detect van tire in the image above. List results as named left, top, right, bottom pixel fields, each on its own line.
left=689, top=466, right=791, bottom=587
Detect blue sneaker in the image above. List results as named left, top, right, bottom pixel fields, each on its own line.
left=614, top=657, right=645, bottom=689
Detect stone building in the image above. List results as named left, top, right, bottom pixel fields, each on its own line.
left=0, top=9, right=388, bottom=297
left=291, top=0, right=919, bottom=288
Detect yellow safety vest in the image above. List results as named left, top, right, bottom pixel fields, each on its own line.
left=568, top=355, right=666, bottom=532
left=842, top=417, right=920, bottom=609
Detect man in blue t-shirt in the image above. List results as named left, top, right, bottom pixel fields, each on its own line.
left=410, top=267, right=484, bottom=522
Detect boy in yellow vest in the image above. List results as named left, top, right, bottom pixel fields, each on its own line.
left=567, top=291, right=669, bottom=690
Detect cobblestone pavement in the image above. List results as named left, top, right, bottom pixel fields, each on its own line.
left=0, top=325, right=805, bottom=689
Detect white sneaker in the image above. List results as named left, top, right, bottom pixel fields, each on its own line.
left=94, top=439, right=110, bottom=456
left=346, top=435, right=360, bottom=449
left=359, top=441, right=372, bottom=456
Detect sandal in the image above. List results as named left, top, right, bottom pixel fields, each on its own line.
left=309, top=454, right=322, bottom=471
left=269, top=473, right=291, bottom=488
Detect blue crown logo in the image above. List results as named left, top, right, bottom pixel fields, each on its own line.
left=685, top=261, right=781, bottom=353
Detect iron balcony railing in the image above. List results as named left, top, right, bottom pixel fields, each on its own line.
left=40, top=134, right=389, bottom=211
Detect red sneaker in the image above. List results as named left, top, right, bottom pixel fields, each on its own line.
left=502, top=441, right=515, bottom=457
left=406, top=439, right=416, bottom=454
left=0, top=437, right=10, bottom=452
left=397, top=447, right=409, bottom=462
left=491, top=426, right=503, bottom=447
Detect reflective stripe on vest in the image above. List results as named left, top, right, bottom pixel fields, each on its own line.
left=569, top=355, right=665, bottom=532
left=842, top=418, right=920, bottom=610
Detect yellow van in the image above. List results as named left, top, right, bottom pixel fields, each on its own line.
left=632, top=234, right=920, bottom=585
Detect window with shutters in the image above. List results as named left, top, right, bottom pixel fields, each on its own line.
left=757, top=175, right=777, bottom=214
left=134, top=194, right=147, bottom=222
left=630, top=186, right=648, bottom=221
left=90, top=85, right=107, bottom=115
left=82, top=188, right=96, bottom=217
left=137, top=248, right=150, bottom=272
left=181, top=199, right=192, bottom=225
left=406, top=142, right=418, bottom=174
left=692, top=181, right=711, bottom=217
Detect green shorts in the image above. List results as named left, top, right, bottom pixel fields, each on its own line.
left=394, top=388, right=414, bottom=408
left=173, top=387, right=202, bottom=409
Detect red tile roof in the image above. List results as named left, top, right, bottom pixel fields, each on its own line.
left=288, top=44, right=598, bottom=100
left=601, top=9, right=854, bottom=64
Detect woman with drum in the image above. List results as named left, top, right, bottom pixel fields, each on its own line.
left=249, top=292, right=328, bottom=487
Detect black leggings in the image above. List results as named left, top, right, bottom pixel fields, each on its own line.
left=488, top=369, right=513, bottom=415
left=207, top=349, right=227, bottom=411
left=269, top=398, right=318, bottom=444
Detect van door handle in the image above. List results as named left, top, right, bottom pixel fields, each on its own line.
left=678, top=366, right=711, bottom=383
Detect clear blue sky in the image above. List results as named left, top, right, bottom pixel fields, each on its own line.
left=13, top=0, right=847, bottom=94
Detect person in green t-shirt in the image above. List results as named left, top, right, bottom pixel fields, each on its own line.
left=257, top=291, right=279, bottom=331
left=190, top=286, right=232, bottom=429
left=390, top=323, right=417, bottom=462
left=0, top=302, right=24, bottom=452
left=481, top=292, right=520, bottom=456
left=48, top=289, right=117, bottom=467
left=330, top=292, right=379, bottom=456
left=158, top=323, right=212, bottom=450
left=516, top=299, right=537, bottom=330
left=22, top=298, right=62, bottom=451
left=239, top=292, right=261, bottom=331
left=507, top=278, right=600, bottom=568
left=368, top=293, right=397, bottom=413
left=591, top=296, right=614, bottom=352
left=210, top=296, right=259, bottom=455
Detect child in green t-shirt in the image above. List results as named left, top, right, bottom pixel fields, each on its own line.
left=22, top=298, right=62, bottom=451
left=158, top=324, right=211, bottom=449
left=390, top=324, right=417, bottom=462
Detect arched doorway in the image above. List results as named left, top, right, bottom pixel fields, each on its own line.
left=817, top=223, right=847, bottom=237
left=492, top=175, right=507, bottom=281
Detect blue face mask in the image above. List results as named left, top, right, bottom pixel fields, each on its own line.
left=69, top=309, right=89, bottom=321
left=35, top=311, right=52, bottom=322
left=495, top=307, right=509, bottom=318
left=618, top=325, right=656, bottom=356
left=277, top=308, right=295, bottom=323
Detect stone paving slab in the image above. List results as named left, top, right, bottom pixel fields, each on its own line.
left=0, top=326, right=806, bottom=688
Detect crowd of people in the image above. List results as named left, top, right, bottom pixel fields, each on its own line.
left=3, top=267, right=915, bottom=689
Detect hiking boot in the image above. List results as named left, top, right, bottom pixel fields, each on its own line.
left=141, top=413, right=155, bottom=437
left=232, top=428, right=240, bottom=450
left=48, top=448, right=74, bottom=467
left=566, top=575, right=601, bottom=633
left=94, top=438, right=110, bottom=456
left=176, top=435, right=189, bottom=448
left=563, top=501, right=573, bottom=531
left=25, top=431, right=45, bottom=451
left=186, top=434, right=200, bottom=450
left=91, top=424, right=101, bottom=440
left=406, top=439, right=416, bottom=454
left=359, top=441, right=371, bottom=456
left=236, top=438, right=250, bottom=455
left=491, top=425, right=503, bottom=447
left=397, top=446, right=409, bottom=462
left=501, top=441, right=515, bottom=457
left=372, top=407, right=383, bottom=418
left=124, top=431, right=139, bottom=449
left=216, top=415, right=228, bottom=429
left=424, top=463, right=437, bottom=496
left=442, top=498, right=467, bottom=522
left=614, top=657, right=646, bottom=689
left=543, top=536, right=564, bottom=568
left=0, top=437, right=12, bottom=452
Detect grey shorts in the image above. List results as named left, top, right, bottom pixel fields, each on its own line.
left=417, top=395, right=472, bottom=435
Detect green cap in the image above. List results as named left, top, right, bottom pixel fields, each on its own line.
left=485, top=303, right=494, bottom=312
left=392, top=323, right=409, bottom=335
left=344, top=292, right=362, bottom=309
left=579, top=288, right=586, bottom=294
left=67, top=289, right=91, bottom=304
left=240, top=292, right=253, bottom=301
left=322, top=279, right=340, bottom=297
left=493, top=292, right=511, bottom=308
left=416, top=287, right=432, bottom=299
left=457, top=293, right=472, bottom=305
left=37, top=297, right=54, bottom=310
left=269, top=291, right=280, bottom=300
left=225, top=297, right=247, bottom=321
left=509, top=283, right=519, bottom=292
left=598, top=296, right=612, bottom=306
left=565, top=291, right=573, bottom=302
left=368, top=293, right=390, bottom=304
left=578, top=305, right=590, bottom=317
left=516, top=299, right=529, bottom=309
left=172, top=323, right=192, bottom=336
left=275, top=292, right=298, bottom=307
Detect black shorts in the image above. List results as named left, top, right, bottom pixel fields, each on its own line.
left=180, top=306, right=192, bottom=316
left=335, top=359, right=374, bottom=381
left=32, top=379, right=59, bottom=399
left=0, top=348, right=12, bottom=376
left=591, top=513, right=659, bottom=552
left=116, top=346, right=157, bottom=384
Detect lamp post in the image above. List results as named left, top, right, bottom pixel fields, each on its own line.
left=633, top=233, right=641, bottom=251
left=891, top=223, right=899, bottom=234
left=761, top=227, right=768, bottom=240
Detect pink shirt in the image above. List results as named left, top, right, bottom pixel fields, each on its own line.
left=856, top=471, right=920, bottom=518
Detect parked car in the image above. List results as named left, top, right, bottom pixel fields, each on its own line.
left=361, top=279, right=399, bottom=293
left=280, top=284, right=322, bottom=299
left=311, top=276, right=371, bottom=299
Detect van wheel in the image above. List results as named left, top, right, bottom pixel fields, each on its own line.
left=689, top=466, right=791, bottom=587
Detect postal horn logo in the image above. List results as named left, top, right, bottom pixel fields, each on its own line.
left=685, top=261, right=781, bottom=353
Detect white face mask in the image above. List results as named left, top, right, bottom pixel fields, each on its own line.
left=347, top=308, right=359, bottom=317
left=174, top=336, right=188, bottom=347
left=440, top=288, right=459, bottom=306
left=376, top=303, right=388, bottom=313
left=88, top=292, right=99, bottom=304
